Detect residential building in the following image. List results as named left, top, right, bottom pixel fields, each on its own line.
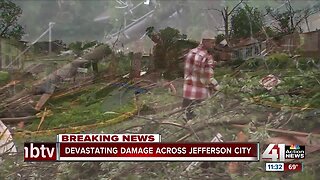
left=231, top=37, right=267, bottom=60
left=299, top=29, right=320, bottom=57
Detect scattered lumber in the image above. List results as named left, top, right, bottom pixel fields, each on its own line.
left=35, top=93, right=52, bottom=111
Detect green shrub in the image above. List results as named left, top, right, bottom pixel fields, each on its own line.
left=225, top=59, right=245, bottom=69
left=244, top=58, right=263, bottom=69
left=0, top=71, right=9, bottom=85
left=266, top=53, right=293, bottom=69
left=296, top=57, right=320, bottom=70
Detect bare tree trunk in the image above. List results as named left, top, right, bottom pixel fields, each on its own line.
left=4, top=45, right=111, bottom=105
left=130, top=53, right=142, bottom=79
left=107, top=53, right=118, bottom=79
left=305, top=17, right=310, bottom=32
left=224, top=15, right=229, bottom=42
left=33, top=44, right=111, bottom=94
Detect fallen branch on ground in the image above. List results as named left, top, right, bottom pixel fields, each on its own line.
left=0, top=116, right=36, bottom=123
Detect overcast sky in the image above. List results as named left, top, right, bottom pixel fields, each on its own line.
left=12, top=0, right=320, bottom=44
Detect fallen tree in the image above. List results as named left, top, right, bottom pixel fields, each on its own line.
left=1, top=44, right=112, bottom=118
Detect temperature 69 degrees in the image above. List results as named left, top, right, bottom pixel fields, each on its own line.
left=284, top=163, right=303, bottom=172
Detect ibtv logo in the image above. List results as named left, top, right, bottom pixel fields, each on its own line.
left=262, top=144, right=305, bottom=161
left=24, top=143, right=57, bottom=161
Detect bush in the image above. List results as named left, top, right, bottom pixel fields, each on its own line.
left=296, top=57, right=320, bottom=70
left=243, top=58, right=263, bottom=69
left=266, top=53, right=293, bottom=69
left=225, top=59, right=245, bottom=69
left=0, top=71, right=9, bottom=85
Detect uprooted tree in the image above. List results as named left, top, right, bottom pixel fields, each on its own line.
left=1, top=44, right=112, bottom=118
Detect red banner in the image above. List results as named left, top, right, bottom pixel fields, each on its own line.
left=24, top=142, right=259, bottom=161
left=57, top=142, right=259, bottom=161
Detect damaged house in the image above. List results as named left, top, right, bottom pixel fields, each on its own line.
left=264, top=29, right=320, bottom=57
left=231, top=37, right=267, bottom=60
left=299, top=29, right=320, bottom=57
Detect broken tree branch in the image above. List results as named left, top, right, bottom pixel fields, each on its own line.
left=227, top=0, right=244, bottom=16
left=0, top=116, right=36, bottom=123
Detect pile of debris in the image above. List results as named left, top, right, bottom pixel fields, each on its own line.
left=1, top=51, right=319, bottom=179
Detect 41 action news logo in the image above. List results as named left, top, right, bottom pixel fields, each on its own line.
left=262, top=144, right=305, bottom=161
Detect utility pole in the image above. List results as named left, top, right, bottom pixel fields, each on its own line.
left=49, top=22, right=55, bottom=55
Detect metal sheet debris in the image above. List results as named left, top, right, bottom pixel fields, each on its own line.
left=259, top=74, right=281, bottom=90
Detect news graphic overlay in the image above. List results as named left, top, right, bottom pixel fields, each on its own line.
left=24, top=134, right=260, bottom=162
left=262, top=144, right=305, bottom=172
left=57, top=134, right=161, bottom=143
left=24, top=143, right=57, bottom=161
left=265, top=162, right=284, bottom=172
left=262, top=144, right=305, bottom=161
left=265, top=162, right=303, bottom=172
left=285, top=144, right=305, bottom=159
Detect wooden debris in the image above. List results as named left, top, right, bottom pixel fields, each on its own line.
left=162, top=81, right=177, bottom=95
left=37, top=108, right=52, bottom=131
left=0, top=80, right=20, bottom=92
left=37, top=108, right=48, bottom=131
left=0, top=116, right=36, bottom=123
left=35, top=93, right=52, bottom=111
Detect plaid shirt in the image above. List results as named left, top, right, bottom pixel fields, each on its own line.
left=183, top=44, right=215, bottom=100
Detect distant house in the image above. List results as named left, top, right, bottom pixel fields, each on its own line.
left=299, top=29, right=320, bottom=57
left=271, top=32, right=300, bottom=54
left=267, top=30, right=320, bottom=57
left=0, top=38, right=27, bottom=70
left=33, top=40, right=66, bottom=55
left=231, top=37, right=267, bottom=60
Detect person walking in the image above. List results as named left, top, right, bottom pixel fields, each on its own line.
left=182, top=33, right=219, bottom=122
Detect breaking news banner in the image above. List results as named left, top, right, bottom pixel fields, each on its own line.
left=24, top=134, right=259, bottom=162
left=56, top=134, right=162, bottom=143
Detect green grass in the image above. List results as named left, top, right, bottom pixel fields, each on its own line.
left=25, top=82, right=136, bottom=131
left=139, top=88, right=180, bottom=106
left=0, top=71, right=9, bottom=85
